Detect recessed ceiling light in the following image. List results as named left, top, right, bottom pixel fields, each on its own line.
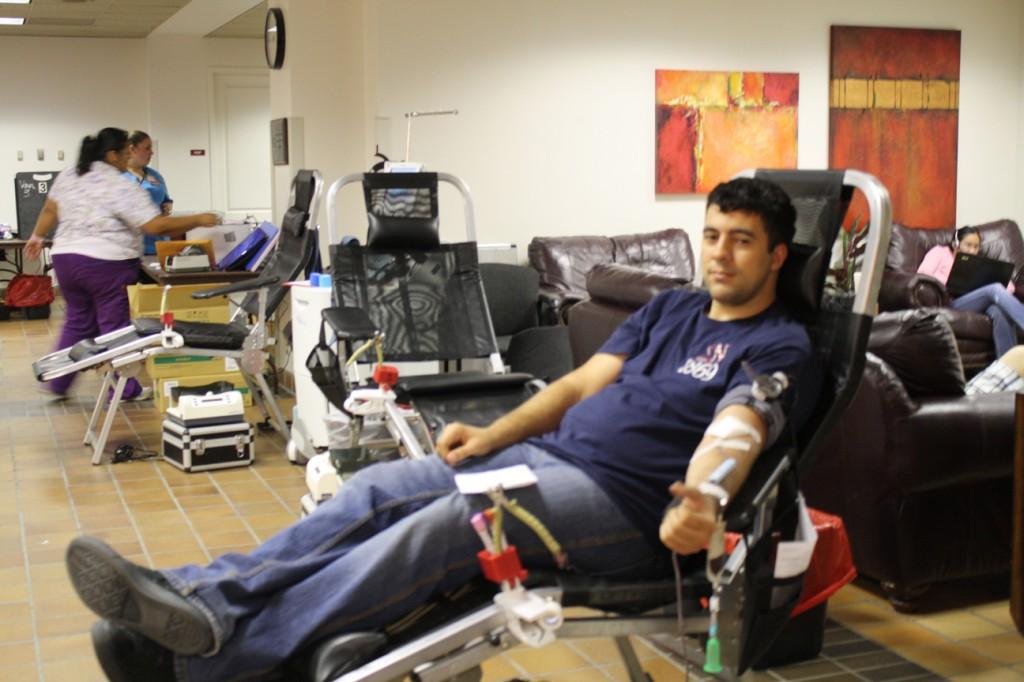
left=1, top=1, right=31, bottom=5
left=0, top=17, right=25, bottom=25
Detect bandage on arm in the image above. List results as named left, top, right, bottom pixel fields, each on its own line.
left=691, top=414, right=762, bottom=462
left=685, top=405, right=768, bottom=499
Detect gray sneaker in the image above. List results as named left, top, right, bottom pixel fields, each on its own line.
left=66, top=536, right=214, bottom=656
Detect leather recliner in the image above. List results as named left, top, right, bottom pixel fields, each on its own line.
left=568, top=266, right=1016, bottom=612
left=802, top=308, right=1015, bottom=609
left=880, top=219, right=1024, bottom=372
left=528, top=228, right=694, bottom=323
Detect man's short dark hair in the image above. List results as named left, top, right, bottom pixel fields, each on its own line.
left=707, top=177, right=796, bottom=249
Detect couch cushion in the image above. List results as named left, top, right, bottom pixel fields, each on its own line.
left=867, top=309, right=965, bottom=398
left=527, top=235, right=614, bottom=300
left=610, top=228, right=694, bottom=283
left=585, top=264, right=687, bottom=309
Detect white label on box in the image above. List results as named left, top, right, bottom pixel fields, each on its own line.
left=225, top=357, right=239, bottom=372
left=163, top=380, right=179, bottom=397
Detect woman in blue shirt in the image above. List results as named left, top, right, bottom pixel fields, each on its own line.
left=124, top=130, right=173, bottom=255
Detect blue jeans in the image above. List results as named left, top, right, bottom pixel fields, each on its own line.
left=952, top=283, right=1024, bottom=356
left=164, top=444, right=670, bottom=681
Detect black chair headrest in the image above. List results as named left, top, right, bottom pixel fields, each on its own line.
left=291, top=170, right=317, bottom=214
left=363, top=172, right=441, bottom=249
left=755, top=169, right=852, bottom=321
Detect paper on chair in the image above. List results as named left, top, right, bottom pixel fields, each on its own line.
left=773, top=496, right=819, bottom=579
left=454, top=465, right=539, bottom=495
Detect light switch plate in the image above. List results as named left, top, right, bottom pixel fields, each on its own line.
left=17, top=150, right=23, bottom=161
left=36, top=149, right=44, bottom=161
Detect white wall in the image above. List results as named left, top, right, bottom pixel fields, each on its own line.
left=0, top=35, right=264, bottom=232
left=269, top=0, right=374, bottom=240
left=145, top=35, right=265, bottom=214
left=366, top=0, right=1024, bottom=251
left=0, top=37, right=148, bottom=229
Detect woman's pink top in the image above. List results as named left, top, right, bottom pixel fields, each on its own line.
left=917, top=244, right=1015, bottom=293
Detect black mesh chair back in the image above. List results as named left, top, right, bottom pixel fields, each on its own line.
left=363, top=172, right=440, bottom=249
left=239, top=169, right=321, bottom=319
left=753, top=170, right=870, bottom=478
left=330, top=242, right=499, bottom=363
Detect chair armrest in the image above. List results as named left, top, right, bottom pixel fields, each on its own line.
left=191, top=275, right=281, bottom=300
left=322, top=306, right=378, bottom=340
left=878, top=270, right=949, bottom=311
left=586, top=263, right=687, bottom=308
left=537, top=289, right=566, bottom=325
left=537, top=288, right=584, bottom=325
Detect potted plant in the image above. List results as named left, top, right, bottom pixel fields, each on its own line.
left=826, top=217, right=869, bottom=295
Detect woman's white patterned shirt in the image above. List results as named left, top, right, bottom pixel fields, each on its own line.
left=48, top=161, right=160, bottom=261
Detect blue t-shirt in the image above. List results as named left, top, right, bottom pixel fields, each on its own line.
left=534, top=289, right=817, bottom=547
left=123, top=166, right=172, bottom=255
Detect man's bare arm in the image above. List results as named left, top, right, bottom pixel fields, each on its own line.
left=659, top=405, right=767, bottom=554
left=436, top=352, right=625, bottom=465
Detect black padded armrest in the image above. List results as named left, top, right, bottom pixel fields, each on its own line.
left=322, top=306, right=379, bottom=340
left=191, top=275, right=281, bottom=300
left=537, top=290, right=565, bottom=325
left=397, top=372, right=535, bottom=396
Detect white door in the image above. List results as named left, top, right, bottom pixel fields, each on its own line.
left=210, top=70, right=272, bottom=222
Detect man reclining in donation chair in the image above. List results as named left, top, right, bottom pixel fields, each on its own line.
left=64, top=176, right=821, bottom=682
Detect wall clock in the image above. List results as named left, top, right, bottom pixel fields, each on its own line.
left=264, top=8, right=286, bottom=70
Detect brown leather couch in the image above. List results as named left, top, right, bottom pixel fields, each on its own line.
left=568, top=266, right=1017, bottom=611
left=528, top=228, right=694, bottom=323
left=880, top=220, right=1024, bottom=371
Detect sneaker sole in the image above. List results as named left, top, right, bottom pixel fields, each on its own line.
left=67, top=537, right=212, bottom=656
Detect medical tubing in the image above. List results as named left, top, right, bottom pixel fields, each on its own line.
left=500, top=497, right=565, bottom=566
left=487, top=503, right=503, bottom=552
left=345, top=335, right=385, bottom=368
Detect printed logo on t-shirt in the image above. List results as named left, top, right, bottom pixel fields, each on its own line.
left=677, top=343, right=730, bottom=382
left=145, top=174, right=162, bottom=186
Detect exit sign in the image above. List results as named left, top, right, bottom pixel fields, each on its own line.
left=190, top=149, right=206, bottom=156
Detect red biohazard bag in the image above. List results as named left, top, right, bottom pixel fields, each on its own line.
left=6, top=274, right=55, bottom=308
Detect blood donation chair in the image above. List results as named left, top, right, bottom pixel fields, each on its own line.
left=301, top=171, right=543, bottom=508
left=32, top=170, right=324, bottom=463
left=272, top=169, right=893, bottom=682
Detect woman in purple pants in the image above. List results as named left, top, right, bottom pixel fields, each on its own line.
left=23, top=127, right=221, bottom=399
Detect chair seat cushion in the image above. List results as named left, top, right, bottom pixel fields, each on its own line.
left=133, top=318, right=249, bottom=350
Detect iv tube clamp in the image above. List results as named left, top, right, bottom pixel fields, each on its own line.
left=473, top=487, right=565, bottom=648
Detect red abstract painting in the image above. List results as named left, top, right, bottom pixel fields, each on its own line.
left=656, top=70, right=799, bottom=194
left=829, top=26, right=960, bottom=228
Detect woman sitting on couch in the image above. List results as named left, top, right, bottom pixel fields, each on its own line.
left=917, top=226, right=1024, bottom=356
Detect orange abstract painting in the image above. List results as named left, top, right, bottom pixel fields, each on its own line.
left=829, top=26, right=960, bottom=228
left=655, top=70, right=798, bottom=194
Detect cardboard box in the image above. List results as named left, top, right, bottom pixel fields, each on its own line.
left=155, top=370, right=253, bottom=414
left=147, top=354, right=241, bottom=380
left=128, top=283, right=231, bottom=323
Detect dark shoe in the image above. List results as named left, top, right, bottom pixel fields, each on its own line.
left=66, top=536, right=214, bottom=656
left=91, top=620, right=176, bottom=682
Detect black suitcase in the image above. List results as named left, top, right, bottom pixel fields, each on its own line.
left=162, top=415, right=254, bottom=472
